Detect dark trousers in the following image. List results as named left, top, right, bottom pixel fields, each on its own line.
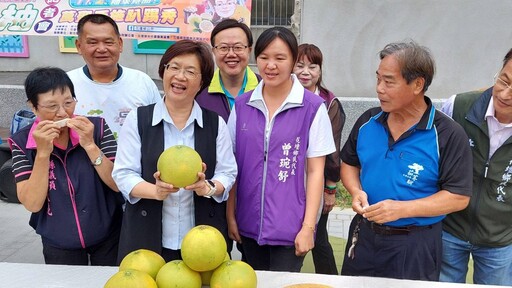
left=161, top=248, right=181, bottom=262
left=312, top=212, right=338, bottom=274
left=241, top=235, right=305, bottom=272
left=42, top=229, right=120, bottom=266
left=341, top=214, right=442, bottom=281
left=228, top=241, right=246, bottom=262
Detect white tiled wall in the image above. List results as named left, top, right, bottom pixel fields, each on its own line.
left=327, top=207, right=355, bottom=239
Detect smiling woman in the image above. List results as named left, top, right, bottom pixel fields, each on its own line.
left=113, top=40, right=237, bottom=264
left=226, top=27, right=336, bottom=272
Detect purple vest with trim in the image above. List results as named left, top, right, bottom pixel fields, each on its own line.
left=234, top=89, right=323, bottom=246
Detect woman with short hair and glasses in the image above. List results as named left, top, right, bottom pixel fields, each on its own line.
left=8, top=67, right=123, bottom=266
left=113, top=40, right=237, bottom=263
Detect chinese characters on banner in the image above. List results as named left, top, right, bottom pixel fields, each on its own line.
left=0, top=0, right=252, bottom=42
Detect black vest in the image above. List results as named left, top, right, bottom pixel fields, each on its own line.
left=117, top=104, right=228, bottom=262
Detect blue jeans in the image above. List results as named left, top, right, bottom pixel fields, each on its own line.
left=440, top=231, right=512, bottom=285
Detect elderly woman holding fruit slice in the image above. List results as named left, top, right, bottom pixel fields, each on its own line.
left=112, top=40, right=237, bottom=263
left=8, top=67, right=123, bottom=266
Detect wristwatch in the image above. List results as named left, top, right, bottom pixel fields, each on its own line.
left=92, top=152, right=104, bottom=166
left=204, top=180, right=216, bottom=197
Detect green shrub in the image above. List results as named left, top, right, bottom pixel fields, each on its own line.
left=335, top=182, right=352, bottom=208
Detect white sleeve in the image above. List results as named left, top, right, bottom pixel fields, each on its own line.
left=307, top=104, right=336, bottom=158
left=112, top=109, right=145, bottom=204
left=210, top=116, right=238, bottom=203
left=440, top=94, right=457, bottom=117
left=227, top=106, right=237, bottom=154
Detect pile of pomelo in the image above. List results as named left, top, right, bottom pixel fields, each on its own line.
left=104, top=225, right=257, bottom=288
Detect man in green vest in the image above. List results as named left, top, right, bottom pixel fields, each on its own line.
left=440, top=48, right=512, bottom=286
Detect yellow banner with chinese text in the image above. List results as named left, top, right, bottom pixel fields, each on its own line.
left=0, top=0, right=251, bottom=42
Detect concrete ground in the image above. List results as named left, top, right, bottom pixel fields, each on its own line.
left=0, top=201, right=43, bottom=263
left=0, top=199, right=353, bottom=264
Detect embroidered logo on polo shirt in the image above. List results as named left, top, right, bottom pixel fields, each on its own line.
left=403, top=163, right=424, bottom=185
left=469, top=138, right=475, bottom=147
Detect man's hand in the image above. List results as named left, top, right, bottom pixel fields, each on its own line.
left=351, top=189, right=370, bottom=214
left=362, top=199, right=403, bottom=224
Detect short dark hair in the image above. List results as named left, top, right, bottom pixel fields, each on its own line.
left=254, top=27, right=298, bottom=65
left=503, top=48, right=512, bottom=68
left=158, top=40, right=214, bottom=94
left=210, top=18, right=253, bottom=47
left=77, top=14, right=120, bottom=37
left=379, top=41, right=435, bottom=93
left=24, top=67, right=76, bottom=109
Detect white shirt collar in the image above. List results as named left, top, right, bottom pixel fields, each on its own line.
left=249, top=74, right=305, bottom=104
left=485, top=97, right=512, bottom=127
left=152, top=97, right=204, bottom=128
left=314, top=86, right=320, bottom=95
left=484, top=97, right=495, bottom=120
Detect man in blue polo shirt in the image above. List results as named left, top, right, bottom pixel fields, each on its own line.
left=340, top=41, right=473, bottom=281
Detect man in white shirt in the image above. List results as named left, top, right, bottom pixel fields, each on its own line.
left=69, top=14, right=161, bottom=138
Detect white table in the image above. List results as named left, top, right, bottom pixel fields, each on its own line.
left=0, top=262, right=506, bottom=288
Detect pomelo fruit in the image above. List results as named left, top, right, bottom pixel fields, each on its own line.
left=156, top=260, right=202, bottom=288
left=119, top=249, right=166, bottom=280
left=157, top=145, right=202, bottom=188
left=210, top=260, right=257, bottom=288
left=181, top=225, right=227, bottom=272
left=199, top=20, right=214, bottom=32
left=200, top=252, right=231, bottom=285
left=104, top=269, right=157, bottom=288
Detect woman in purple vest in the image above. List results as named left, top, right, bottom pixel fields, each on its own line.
left=227, top=27, right=336, bottom=272
left=294, top=44, right=346, bottom=275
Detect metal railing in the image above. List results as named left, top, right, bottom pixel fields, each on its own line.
left=250, top=0, right=295, bottom=27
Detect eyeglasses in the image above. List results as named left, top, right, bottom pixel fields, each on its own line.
left=38, top=99, right=77, bottom=113
left=495, top=74, right=512, bottom=90
left=163, top=64, right=201, bottom=79
left=213, top=45, right=248, bottom=55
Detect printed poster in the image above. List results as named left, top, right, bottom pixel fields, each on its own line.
left=0, top=35, right=29, bottom=57
left=132, top=39, right=175, bottom=54
left=0, top=0, right=252, bottom=42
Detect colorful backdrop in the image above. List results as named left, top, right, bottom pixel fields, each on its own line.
left=0, top=0, right=251, bottom=42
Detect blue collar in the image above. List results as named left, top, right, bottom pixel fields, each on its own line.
left=220, top=72, right=248, bottom=109
left=82, top=64, right=123, bottom=82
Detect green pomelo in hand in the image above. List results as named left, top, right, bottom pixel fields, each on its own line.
left=157, top=145, right=202, bottom=188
